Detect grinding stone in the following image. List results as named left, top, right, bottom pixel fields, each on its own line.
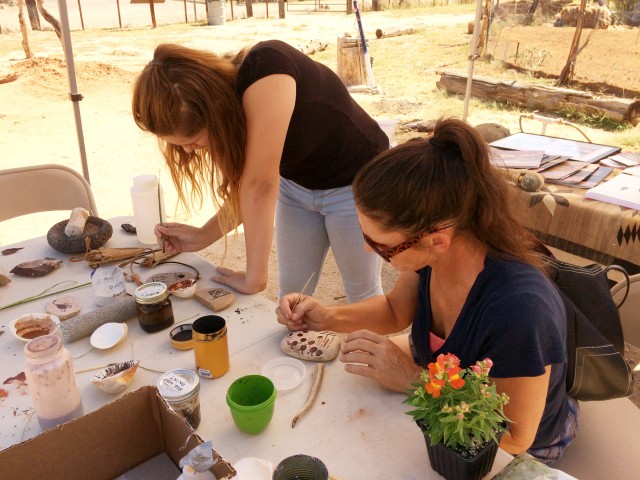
left=47, top=216, right=113, bottom=254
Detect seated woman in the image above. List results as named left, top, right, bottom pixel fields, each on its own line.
left=276, top=118, right=578, bottom=465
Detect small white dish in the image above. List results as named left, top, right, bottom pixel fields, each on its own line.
left=90, top=322, right=128, bottom=350
left=233, top=457, right=274, bottom=480
left=9, top=313, right=61, bottom=342
left=260, top=357, right=306, bottom=391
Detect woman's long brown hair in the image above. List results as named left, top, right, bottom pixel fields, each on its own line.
left=352, top=117, right=541, bottom=267
left=131, top=44, right=247, bottom=235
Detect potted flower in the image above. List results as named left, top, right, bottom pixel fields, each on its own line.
left=404, top=353, right=510, bottom=480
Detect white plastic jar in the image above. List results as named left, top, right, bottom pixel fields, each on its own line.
left=24, top=335, right=84, bottom=431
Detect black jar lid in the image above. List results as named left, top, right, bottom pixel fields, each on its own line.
left=169, top=323, right=193, bottom=350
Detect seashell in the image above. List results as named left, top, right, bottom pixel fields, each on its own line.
left=91, top=360, right=139, bottom=394
left=90, top=322, right=128, bottom=350
left=168, top=278, right=198, bottom=299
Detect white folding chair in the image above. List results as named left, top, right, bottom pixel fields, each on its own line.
left=0, top=164, right=98, bottom=222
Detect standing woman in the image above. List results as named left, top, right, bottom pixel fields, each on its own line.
left=131, top=40, right=388, bottom=299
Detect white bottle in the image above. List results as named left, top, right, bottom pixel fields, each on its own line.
left=130, top=174, right=165, bottom=245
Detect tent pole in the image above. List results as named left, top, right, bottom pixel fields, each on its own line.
left=56, top=0, right=90, bottom=184
left=462, top=0, right=484, bottom=122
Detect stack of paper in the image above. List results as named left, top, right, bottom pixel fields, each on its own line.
left=536, top=155, right=612, bottom=189
left=585, top=173, right=640, bottom=210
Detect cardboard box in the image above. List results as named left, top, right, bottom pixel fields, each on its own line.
left=0, top=386, right=236, bottom=480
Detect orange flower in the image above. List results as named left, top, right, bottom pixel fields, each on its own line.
left=449, top=374, right=465, bottom=389
left=425, top=380, right=443, bottom=398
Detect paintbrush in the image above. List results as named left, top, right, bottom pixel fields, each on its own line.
left=291, top=271, right=316, bottom=313
left=157, top=174, right=165, bottom=253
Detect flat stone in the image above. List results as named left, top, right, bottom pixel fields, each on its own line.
left=281, top=330, right=344, bottom=362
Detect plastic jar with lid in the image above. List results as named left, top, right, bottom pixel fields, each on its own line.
left=135, top=282, right=175, bottom=333
left=24, top=334, right=84, bottom=431
left=157, top=369, right=201, bottom=429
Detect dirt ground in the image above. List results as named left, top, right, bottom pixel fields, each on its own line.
left=1, top=2, right=638, bottom=406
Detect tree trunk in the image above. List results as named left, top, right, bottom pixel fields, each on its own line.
left=36, top=0, right=62, bottom=44
left=524, top=0, right=541, bottom=26
left=25, top=0, right=42, bottom=30
left=18, top=0, right=33, bottom=59
left=436, top=70, right=640, bottom=125
left=558, top=0, right=586, bottom=85
left=245, top=0, right=253, bottom=18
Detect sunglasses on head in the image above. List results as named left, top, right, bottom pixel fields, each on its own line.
left=362, top=223, right=454, bottom=262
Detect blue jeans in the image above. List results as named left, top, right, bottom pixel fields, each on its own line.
left=275, top=178, right=383, bottom=302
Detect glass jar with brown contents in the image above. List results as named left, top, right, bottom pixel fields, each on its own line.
left=135, top=282, right=174, bottom=333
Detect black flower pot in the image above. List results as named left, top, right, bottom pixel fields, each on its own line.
left=417, top=423, right=503, bottom=480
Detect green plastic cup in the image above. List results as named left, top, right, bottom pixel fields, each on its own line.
left=226, top=374, right=277, bottom=434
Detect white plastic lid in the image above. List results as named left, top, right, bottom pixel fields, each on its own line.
left=132, top=174, right=157, bottom=188
left=260, top=357, right=306, bottom=391
left=157, top=369, right=199, bottom=401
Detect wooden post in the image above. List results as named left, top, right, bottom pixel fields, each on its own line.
left=230, top=0, right=235, bottom=20
left=193, top=0, right=197, bottom=21
left=278, top=0, right=285, bottom=19
left=77, top=0, right=85, bottom=30
left=25, top=0, right=41, bottom=30
left=265, top=0, right=269, bottom=18
left=336, top=36, right=367, bottom=87
left=149, top=0, right=157, bottom=28
left=246, top=0, right=253, bottom=18
left=183, top=0, right=188, bottom=22
left=116, top=0, right=122, bottom=28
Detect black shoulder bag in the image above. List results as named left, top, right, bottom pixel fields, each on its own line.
left=543, top=255, right=634, bottom=401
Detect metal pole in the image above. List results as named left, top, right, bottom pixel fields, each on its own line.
left=56, top=0, right=90, bottom=184
left=462, top=0, right=484, bottom=121
left=352, top=1, right=376, bottom=89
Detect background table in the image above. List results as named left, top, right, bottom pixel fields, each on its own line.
left=0, top=217, right=515, bottom=479
left=510, top=182, right=640, bottom=273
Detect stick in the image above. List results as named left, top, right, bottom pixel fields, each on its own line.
left=0, top=280, right=91, bottom=311
left=157, top=173, right=165, bottom=253
left=292, top=363, right=325, bottom=428
left=290, top=271, right=316, bottom=313
left=352, top=1, right=376, bottom=89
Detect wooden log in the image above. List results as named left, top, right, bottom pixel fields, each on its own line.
left=296, top=40, right=328, bottom=56
left=436, top=70, right=640, bottom=125
left=337, top=36, right=367, bottom=87
left=375, top=27, right=417, bottom=39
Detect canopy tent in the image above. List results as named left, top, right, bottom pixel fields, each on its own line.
left=56, top=0, right=90, bottom=183
left=463, top=0, right=485, bottom=121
